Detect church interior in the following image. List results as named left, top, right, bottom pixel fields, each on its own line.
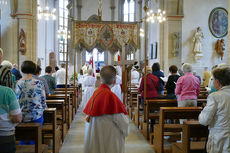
left=0, top=0, right=229, bottom=153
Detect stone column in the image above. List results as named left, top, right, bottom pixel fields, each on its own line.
left=228, top=0, right=230, bottom=64
left=110, top=0, right=115, bottom=21
left=15, top=0, right=37, bottom=65
left=77, top=0, right=82, bottom=20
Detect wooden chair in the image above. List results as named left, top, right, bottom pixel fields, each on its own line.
left=15, top=123, right=48, bottom=153
left=154, top=107, right=203, bottom=153
left=172, top=120, right=208, bottom=153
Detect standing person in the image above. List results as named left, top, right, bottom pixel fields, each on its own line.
left=0, top=85, right=22, bottom=153
left=11, top=64, right=22, bottom=81
left=165, top=65, right=180, bottom=99
left=83, top=65, right=129, bottom=153
left=78, top=69, right=84, bottom=85
left=56, top=63, right=69, bottom=88
left=199, top=66, right=230, bottom=153
left=175, top=63, right=200, bottom=108
left=193, top=71, right=201, bottom=84
left=41, top=66, right=56, bottom=95
left=152, top=62, right=165, bottom=95
left=1, top=60, right=17, bottom=90
left=202, top=67, right=211, bottom=87
left=15, top=61, right=46, bottom=128
left=82, top=63, right=88, bottom=74
left=79, top=69, right=95, bottom=112
left=111, top=74, right=122, bottom=102
left=138, top=66, right=159, bottom=107
left=131, top=66, right=139, bottom=84
left=0, top=48, right=13, bottom=88
left=32, top=65, right=50, bottom=95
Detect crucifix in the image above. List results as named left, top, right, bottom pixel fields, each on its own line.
left=114, top=43, right=135, bottom=105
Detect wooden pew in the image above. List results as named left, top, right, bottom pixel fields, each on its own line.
left=172, top=120, right=208, bottom=153
left=46, top=99, right=65, bottom=141
left=43, top=108, right=61, bottom=153
left=15, top=123, right=48, bottom=153
left=144, top=99, right=178, bottom=139
left=47, top=95, right=71, bottom=128
left=128, top=90, right=139, bottom=119
left=154, top=107, right=202, bottom=153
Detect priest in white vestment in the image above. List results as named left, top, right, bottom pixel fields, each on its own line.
left=111, top=75, right=122, bottom=101
left=83, top=65, right=129, bottom=153
left=79, top=69, right=96, bottom=112
left=131, top=67, right=139, bottom=84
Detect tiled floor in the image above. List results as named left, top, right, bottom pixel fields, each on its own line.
left=60, top=112, right=155, bottom=153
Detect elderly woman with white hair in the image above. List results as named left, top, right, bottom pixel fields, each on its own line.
left=1, top=60, right=16, bottom=89
left=175, top=63, right=200, bottom=107
left=79, top=69, right=96, bottom=112
left=199, top=66, right=230, bottom=153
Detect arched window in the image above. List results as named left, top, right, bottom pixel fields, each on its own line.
left=58, top=0, right=68, bottom=63
left=86, top=48, right=105, bottom=63
left=123, top=0, right=135, bottom=22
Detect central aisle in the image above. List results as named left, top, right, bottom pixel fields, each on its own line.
left=60, top=112, right=155, bottom=153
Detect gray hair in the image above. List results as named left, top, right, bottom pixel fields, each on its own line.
left=182, top=63, right=192, bottom=73
left=88, top=69, right=93, bottom=76
left=1, top=60, right=12, bottom=69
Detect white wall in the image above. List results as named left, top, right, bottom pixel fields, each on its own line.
left=182, top=0, right=228, bottom=76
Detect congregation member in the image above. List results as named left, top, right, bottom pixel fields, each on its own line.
left=111, top=74, right=122, bottom=102
left=56, top=63, right=69, bottom=88
left=42, top=66, right=56, bottom=95
left=175, top=63, right=200, bottom=107
left=193, top=71, right=201, bottom=83
left=15, top=61, right=46, bottom=132
left=79, top=69, right=95, bottom=112
left=165, top=65, right=180, bottom=99
left=82, top=63, right=88, bottom=74
left=78, top=69, right=84, bottom=84
left=152, top=62, right=165, bottom=95
left=32, top=65, right=50, bottom=95
left=83, top=65, right=129, bottom=153
left=131, top=66, right=139, bottom=84
left=202, top=67, right=211, bottom=87
left=199, top=66, right=230, bottom=153
left=138, top=66, right=159, bottom=107
left=1, top=60, right=16, bottom=89
left=0, top=48, right=12, bottom=88
left=0, top=84, right=22, bottom=153
left=11, top=64, right=22, bottom=81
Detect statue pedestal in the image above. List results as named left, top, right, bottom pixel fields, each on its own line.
left=194, top=53, right=203, bottom=62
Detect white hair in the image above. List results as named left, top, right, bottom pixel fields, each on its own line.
left=182, top=63, right=192, bottom=73
left=1, top=60, right=12, bottom=69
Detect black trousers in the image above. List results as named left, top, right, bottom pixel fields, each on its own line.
left=0, top=140, right=16, bottom=153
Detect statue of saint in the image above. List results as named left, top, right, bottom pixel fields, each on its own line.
left=172, top=32, right=180, bottom=56
left=193, top=27, right=204, bottom=54
left=19, top=29, right=26, bottom=55
left=215, top=39, right=225, bottom=60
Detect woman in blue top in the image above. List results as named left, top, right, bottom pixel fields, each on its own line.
left=152, top=62, right=165, bottom=95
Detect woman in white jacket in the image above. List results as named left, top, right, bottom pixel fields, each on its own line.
left=199, top=66, right=230, bottom=153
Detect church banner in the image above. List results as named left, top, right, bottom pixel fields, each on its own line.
left=73, top=21, right=140, bottom=52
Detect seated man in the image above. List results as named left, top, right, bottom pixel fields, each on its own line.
left=0, top=85, right=22, bottom=153
left=83, top=65, right=129, bottom=153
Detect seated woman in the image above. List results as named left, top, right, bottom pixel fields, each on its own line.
left=138, top=66, right=159, bottom=107
left=175, top=63, right=200, bottom=107
left=165, top=65, right=180, bottom=99
left=199, top=66, right=230, bottom=153
left=15, top=61, right=46, bottom=144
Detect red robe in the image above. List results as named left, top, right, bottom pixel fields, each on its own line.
left=83, top=84, right=127, bottom=116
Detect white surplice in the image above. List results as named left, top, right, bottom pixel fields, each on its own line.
left=84, top=113, right=129, bottom=153
left=111, top=75, right=122, bottom=102
left=131, top=70, right=139, bottom=84
left=80, top=75, right=96, bottom=112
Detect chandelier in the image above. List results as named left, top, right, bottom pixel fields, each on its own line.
left=57, top=30, right=71, bottom=40
left=38, top=6, right=56, bottom=20
left=146, top=9, right=166, bottom=23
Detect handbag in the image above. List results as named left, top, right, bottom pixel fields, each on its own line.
left=86, top=89, right=106, bottom=122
